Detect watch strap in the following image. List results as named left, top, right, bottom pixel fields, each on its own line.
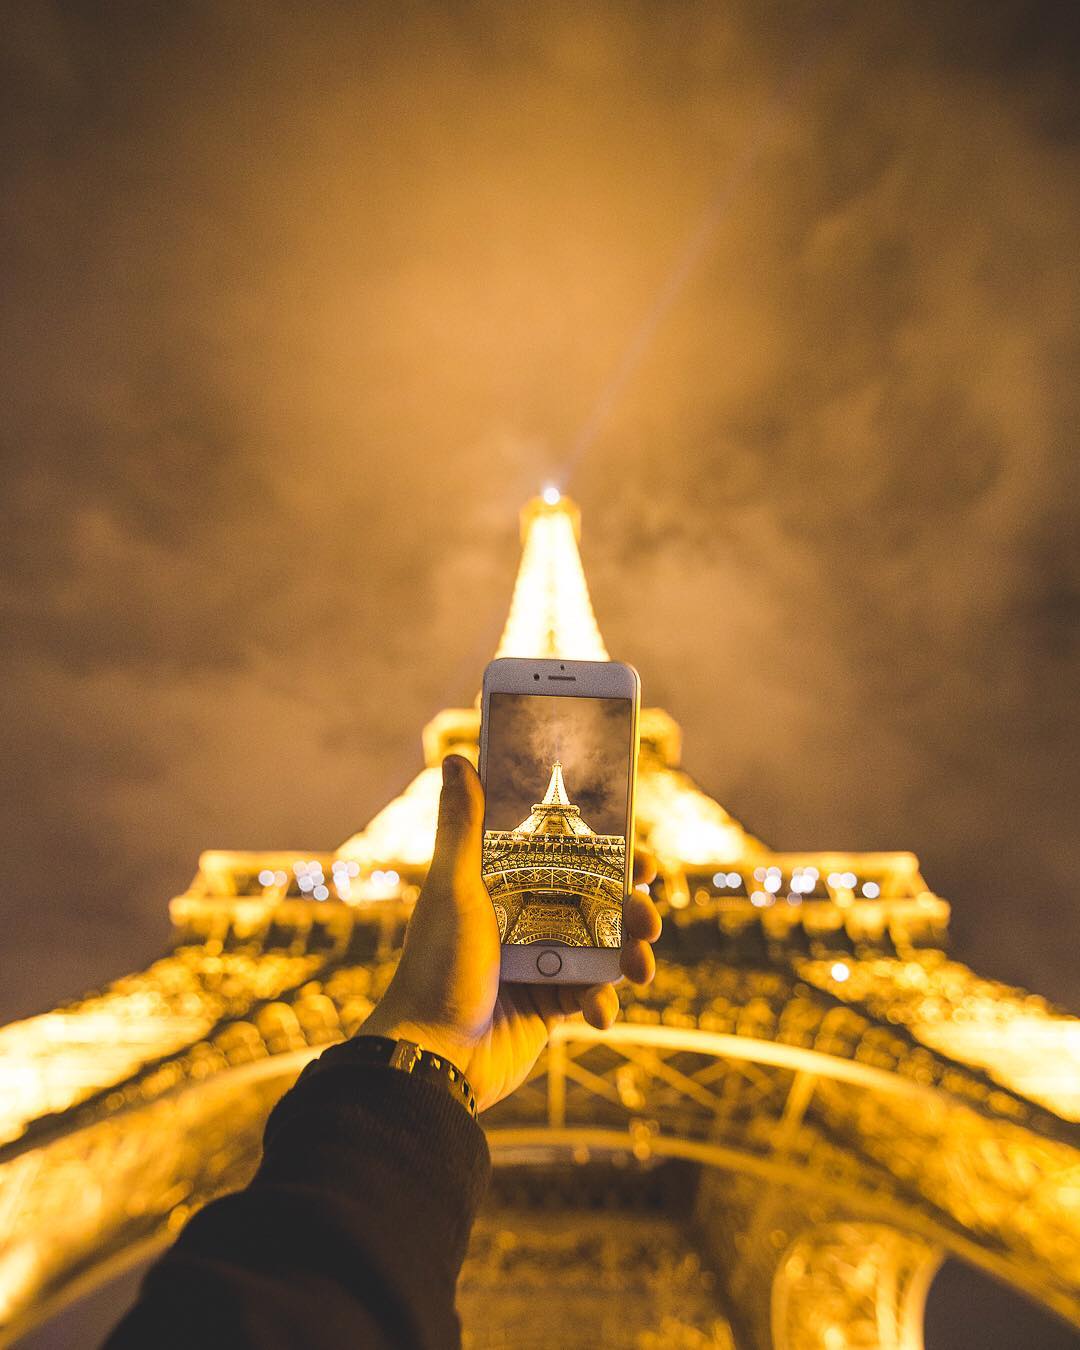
left=327, top=1034, right=478, bottom=1119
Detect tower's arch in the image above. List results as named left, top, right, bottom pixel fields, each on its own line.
left=2, top=953, right=1077, bottom=1347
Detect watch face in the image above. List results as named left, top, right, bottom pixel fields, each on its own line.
left=389, top=1040, right=422, bottom=1072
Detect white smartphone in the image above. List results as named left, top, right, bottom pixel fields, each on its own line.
left=479, top=656, right=640, bottom=985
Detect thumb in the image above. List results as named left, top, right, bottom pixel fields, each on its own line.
left=429, top=753, right=484, bottom=882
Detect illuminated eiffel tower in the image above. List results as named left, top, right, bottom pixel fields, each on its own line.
left=1, top=494, right=1079, bottom=1348
left=482, top=760, right=626, bottom=947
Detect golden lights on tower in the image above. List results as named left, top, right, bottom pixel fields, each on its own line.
left=1, top=492, right=1079, bottom=1346
left=494, top=492, right=609, bottom=661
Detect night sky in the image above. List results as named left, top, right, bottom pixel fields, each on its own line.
left=483, top=692, right=632, bottom=836
left=2, top=3, right=1078, bottom=1343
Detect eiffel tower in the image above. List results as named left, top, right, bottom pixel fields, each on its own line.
left=483, top=759, right=627, bottom=947
left=1, top=494, right=1078, bottom=1348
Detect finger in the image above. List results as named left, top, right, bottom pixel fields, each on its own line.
left=578, top=982, right=620, bottom=1030
left=428, top=754, right=484, bottom=882
left=623, top=891, right=662, bottom=943
left=527, top=985, right=587, bottom=1033
left=632, top=846, right=658, bottom=887
left=556, top=983, right=579, bottom=1018
left=528, top=984, right=567, bottom=1030
left=619, top=937, right=656, bottom=986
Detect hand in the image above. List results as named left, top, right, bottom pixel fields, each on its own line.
left=361, top=753, right=662, bottom=1111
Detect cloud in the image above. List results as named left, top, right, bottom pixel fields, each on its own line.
left=484, top=692, right=632, bottom=835
left=0, top=0, right=1077, bottom=1033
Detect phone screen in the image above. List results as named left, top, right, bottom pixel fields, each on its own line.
left=482, top=692, right=633, bottom=950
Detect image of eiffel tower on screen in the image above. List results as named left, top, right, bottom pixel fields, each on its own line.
left=482, top=692, right=631, bottom=948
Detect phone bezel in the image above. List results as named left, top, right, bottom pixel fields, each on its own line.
left=479, top=656, right=640, bottom=985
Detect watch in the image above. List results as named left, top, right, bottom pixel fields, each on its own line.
left=320, top=1034, right=478, bottom=1119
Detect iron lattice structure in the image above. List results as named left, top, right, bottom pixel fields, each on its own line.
left=483, top=760, right=626, bottom=946
left=1, top=495, right=1078, bottom=1349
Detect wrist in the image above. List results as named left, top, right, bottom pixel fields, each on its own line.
left=360, top=1005, right=473, bottom=1073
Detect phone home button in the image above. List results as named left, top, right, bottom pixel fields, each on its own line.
left=536, top=949, right=563, bottom=978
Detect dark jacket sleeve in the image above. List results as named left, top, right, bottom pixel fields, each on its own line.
left=102, top=1042, right=491, bottom=1350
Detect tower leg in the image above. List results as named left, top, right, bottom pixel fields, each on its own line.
left=694, top=1170, right=942, bottom=1350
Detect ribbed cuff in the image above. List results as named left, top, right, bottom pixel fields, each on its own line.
left=260, top=1051, right=490, bottom=1282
